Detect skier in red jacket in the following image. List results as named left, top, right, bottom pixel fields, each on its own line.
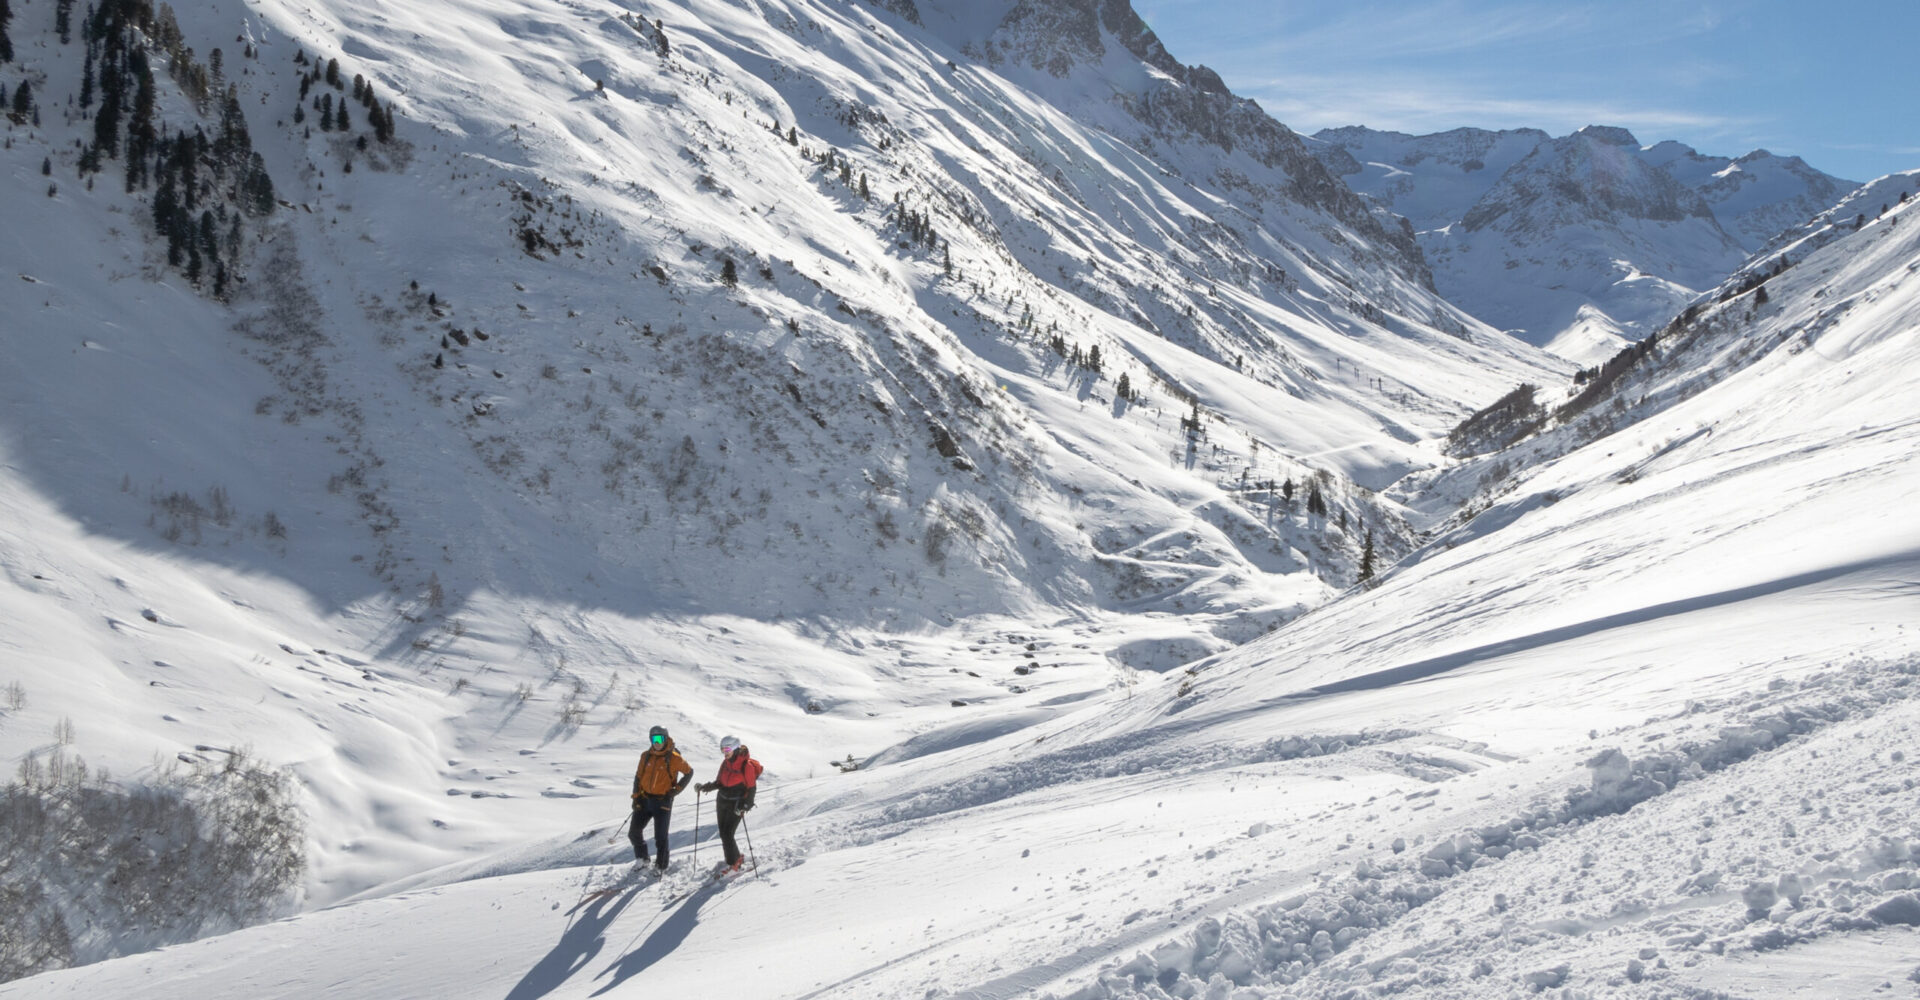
left=696, top=735, right=762, bottom=875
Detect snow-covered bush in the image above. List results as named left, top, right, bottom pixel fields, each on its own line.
left=0, top=747, right=305, bottom=982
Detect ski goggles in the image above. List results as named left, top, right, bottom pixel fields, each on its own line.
left=650, top=733, right=666, bottom=746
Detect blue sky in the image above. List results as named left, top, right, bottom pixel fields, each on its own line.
left=1134, top=0, right=1919, bottom=183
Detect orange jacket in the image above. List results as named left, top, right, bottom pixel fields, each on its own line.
left=632, top=741, right=693, bottom=800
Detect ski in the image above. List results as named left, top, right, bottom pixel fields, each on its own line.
left=709, top=859, right=756, bottom=882
left=575, top=863, right=660, bottom=905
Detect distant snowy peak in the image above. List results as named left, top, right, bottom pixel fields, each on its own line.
left=1315, top=124, right=1858, bottom=253
left=1659, top=146, right=1858, bottom=248
left=1458, top=127, right=1728, bottom=237
left=1308, top=126, right=1549, bottom=232
left=1313, top=124, right=1862, bottom=362
left=1573, top=124, right=1639, bottom=147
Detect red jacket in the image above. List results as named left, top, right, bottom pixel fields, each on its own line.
left=711, top=747, right=761, bottom=808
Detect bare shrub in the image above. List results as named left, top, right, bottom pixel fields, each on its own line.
left=0, top=747, right=305, bottom=982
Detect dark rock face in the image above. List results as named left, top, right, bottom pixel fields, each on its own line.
left=1001, top=0, right=1104, bottom=75
left=860, top=0, right=923, bottom=24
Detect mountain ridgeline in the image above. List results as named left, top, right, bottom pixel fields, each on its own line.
left=1313, top=125, right=1858, bottom=364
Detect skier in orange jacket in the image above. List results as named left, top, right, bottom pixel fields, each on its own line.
left=631, top=725, right=694, bottom=870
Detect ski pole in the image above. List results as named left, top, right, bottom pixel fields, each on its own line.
left=741, top=813, right=756, bottom=871
left=606, top=811, right=632, bottom=846
left=693, top=790, right=702, bottom=868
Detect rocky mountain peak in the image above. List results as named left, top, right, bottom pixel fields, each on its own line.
left=924, top=0, right=1432, bottom=283
left=1575, top=125, right=1641, bottom=147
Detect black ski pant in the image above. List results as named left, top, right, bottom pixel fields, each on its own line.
left=631, top=796, right=673, bottom=864
left=714, top=797, right=745, bottom=867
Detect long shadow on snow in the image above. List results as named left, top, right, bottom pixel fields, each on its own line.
left=589, top=881, right=726, bottom=996
left=1223, top=548, right=1920, bottom=715
left=504, top=889, right=639, bottom=1000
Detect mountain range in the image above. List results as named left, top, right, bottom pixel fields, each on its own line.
left=1313, top=124, right=1858, bottom=362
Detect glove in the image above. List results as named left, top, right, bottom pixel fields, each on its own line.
left=696, top=782, right=716, bottom=793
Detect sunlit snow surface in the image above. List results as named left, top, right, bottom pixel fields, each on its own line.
left=3, top=0, right=1919, bottom=996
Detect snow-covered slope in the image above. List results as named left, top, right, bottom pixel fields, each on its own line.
left=9, top=166, right=1920, bottom=1000
left=0, top=0, right=1560, bottom=976
left=4, top=0, right=1919, bottom=995
left=1315, top=125, right=1860, bottom=364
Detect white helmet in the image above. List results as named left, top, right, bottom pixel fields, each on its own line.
left=720, top=735, right=741, bottom=753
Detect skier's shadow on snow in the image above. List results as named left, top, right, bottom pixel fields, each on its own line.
left=503, top=890, right=639, bottom=1000
left=589, top=881, right=725, bottom=995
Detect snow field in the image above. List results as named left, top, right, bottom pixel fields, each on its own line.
left=3, top=0, right=1919, bottom=996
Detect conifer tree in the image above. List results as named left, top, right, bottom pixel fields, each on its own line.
left=720, top=257, right=738, bottom=287
left=0, top=0, right=13, bottom=64
left=95, top=77, right=123, bottom=157
left=126, top=56, right=157, bottom=189
left=242, top=152, right=275, bottom=215
left=1359, top=531, right=1376, bottom=583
